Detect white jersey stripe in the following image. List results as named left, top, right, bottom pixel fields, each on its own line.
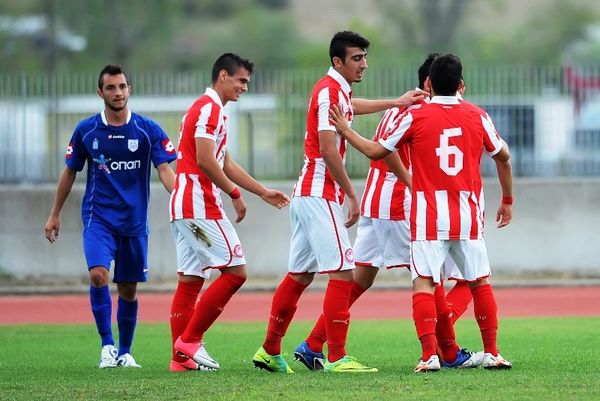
left=416, top=191, right=427, bottom=240
left=172, top=174, right=186, bottom=219
left=459, top=190, right=472, bottom=237
left=435, top=190, right=450, bottom=239
left=362, top=168, right=379, bottom=215
left=190, top=174, right=206, bottom=219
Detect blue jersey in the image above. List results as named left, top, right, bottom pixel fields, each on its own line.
left=66, top=110, right=176, bottom=235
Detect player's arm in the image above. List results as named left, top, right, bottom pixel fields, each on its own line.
left=156, top=162, right=175, bottom=193
left=319, top=130, right=359, bottom=228
left=352, top=90, right=426, bottom=115
left=45, top=166, right=77, bottom=243
left=492, top=141, right=513, bottom=228
left=383, top=152, right=412, bottom=190
left=329, top=105, right=391, bottom=160
left=223, top=151, right=290, bottom=210
left=196, top=137, right=246, bottom=222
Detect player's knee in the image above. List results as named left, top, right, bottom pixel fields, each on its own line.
left=89, top=267, right=109, bottom=287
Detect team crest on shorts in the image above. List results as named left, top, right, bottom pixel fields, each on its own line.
left=233, top=244, right=244, bottom=258
left=128, top=139, right=139, bottom=152
left=344, top=248, right=354, bottom=263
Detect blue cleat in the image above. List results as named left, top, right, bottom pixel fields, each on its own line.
left=443, top=348, right=484, bottom=368
left=294, top=341, right=325, bottom=371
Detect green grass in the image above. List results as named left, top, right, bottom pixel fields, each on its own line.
left=1, top=317, right=599, bottom=401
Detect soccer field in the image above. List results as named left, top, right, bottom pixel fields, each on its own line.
left=1, top=317, right=599, bottom=401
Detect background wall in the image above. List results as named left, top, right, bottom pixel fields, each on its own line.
left=1, top=178, right=598, bottom=285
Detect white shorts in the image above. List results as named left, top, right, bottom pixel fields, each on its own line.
left=288, top=197, right=355, bottom=274
left=171, top=218, right=246, bottom=279
left=410, top=239, right=490, bottom=284
left=353, top=216, right=410, bottom=269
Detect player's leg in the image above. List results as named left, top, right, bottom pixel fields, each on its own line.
left=444, top=256, right=472, bottom=322
left=83, top=225, right=117, bottom=368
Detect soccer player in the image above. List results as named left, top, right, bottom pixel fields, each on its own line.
left=328, top=53, right=514, bottom=372
left=294, top=53, right=480, bottom=372
left=44, top=64, right=177, bottom=368
left=252, top=31, right=425, bottom=373
left=168, top=53, right=290, bottom=372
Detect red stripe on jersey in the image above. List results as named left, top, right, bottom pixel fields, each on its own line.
left=425, top=191, right=437, bottom=240
left=389, top=180, right=407, bottom=220
left=360, top=168, right=375, bottom=214
left=182, top=175, right=195, bottom=217
left=469, top=193, right=479, bottom=239
left=300, top=159, right=316, bottom=196
left=369, top=169, right=386, bottom=217
left=448, top=191, right=461, bottom=238
left=199, top=173, right=220, bottom=218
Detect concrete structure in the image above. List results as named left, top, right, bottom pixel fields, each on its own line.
left=0, top=178, right=598, bottom=285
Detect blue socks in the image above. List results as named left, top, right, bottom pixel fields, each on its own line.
left=117, top=297, right=138, bottom=356
left=89, top=285, right=114, bottom=347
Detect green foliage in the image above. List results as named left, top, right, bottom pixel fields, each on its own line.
left=0, top=317, right=599, bottom=400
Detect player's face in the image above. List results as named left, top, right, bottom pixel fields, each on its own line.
left=98, top=74, right=130, bottom=112
left=335, top=47, right=368, bottom=84
left=222, top=67, right=251, bottom=103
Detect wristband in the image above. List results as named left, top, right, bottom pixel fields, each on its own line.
left=229, top=187, right=241, bottom=200
left=502, top=196, right=513, bottom=205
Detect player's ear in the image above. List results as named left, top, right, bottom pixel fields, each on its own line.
left=458, top=79, right=465, bottom=95
left=97, top=88, right=103, bottom=98
left=332, top=56, right=343, bottom=68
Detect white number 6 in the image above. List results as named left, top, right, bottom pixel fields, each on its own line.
left=436, top=128, right=463, bottom=176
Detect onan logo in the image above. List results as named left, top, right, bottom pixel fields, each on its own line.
left=110, top=160, right=141, bottom=171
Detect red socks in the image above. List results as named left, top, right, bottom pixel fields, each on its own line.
left=471, top=284, right=499, bottom=355
left=306, top=281, right=366, bottom=353
left=434, top=284, right=459, bottom=363
left=446, top=281, right=472, bottom=323
left=412, top=292, right=437, bottom=361
left=181, top=273, right=246, bottom=344
left=170, top=279, right=204, bottom=361
left=323, top=280, right=352, bottom=362
left=262, top=274, right=308, bottom=356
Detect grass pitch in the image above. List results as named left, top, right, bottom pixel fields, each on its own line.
left=1, top=317, right=599, bottom=401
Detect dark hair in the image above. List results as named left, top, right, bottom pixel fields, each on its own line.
left=98, top=64, right=128, bottom=89
left=329, top=31, right=370, bottom=65
left=211, top=53, right=254, bottom=84
left=429, top=53, right=463, bottom=96
left=417, top=53, right=440, bottom=89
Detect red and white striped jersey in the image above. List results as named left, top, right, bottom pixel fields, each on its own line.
left=380, top=96, right=503, bottom=240
left=170, top=88, right=228, bottom=221
left=360, top=98, right=427, bottom=220
left=292, top=68, right=353, bottom=204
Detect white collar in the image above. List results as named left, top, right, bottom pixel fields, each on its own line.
left=205, top=87, right=223, bottom=107
left=430, top=95, right=461, bottom=105
left=327, top=67, right=352, bottom=95
left=101, top=109, right=131, bottom=126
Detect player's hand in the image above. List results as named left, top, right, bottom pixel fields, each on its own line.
left=260, top=189, right=290, bottom=209
left=232, top=197, right=247, bottom=223
left=393, top=90, right=428, bottom=108
left=329, top=105, right=351, bottom=136
left=496, top=203, right=512, bottom=228
left=45, top=215, right=60, bottom=243
left=345, top=195, right=359, bottom=228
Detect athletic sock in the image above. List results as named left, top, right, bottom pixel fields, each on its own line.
left=324, top=279, right=352, bottom=363
left=263, top=274, right=308, bottom=356
left=434, top=284, right=459, bottom=363
left=446, top=281, right=472, bottom=323
left=471, top=283, right=499, bottom=355
left=89, top=285, right=114, bottom=347
left=117, top=297, right=138, bottom=356
left=306, top=281, right=366, bottom=353
left=170, top=279, right=204, bottom=362
left=181, top=273, right=246, bottom=344
left=412, top=292, right=438, bottom=361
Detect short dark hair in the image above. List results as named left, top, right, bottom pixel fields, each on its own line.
left=211, top=53, right=254, bottom=84
left=429, top=53, right=463, bottom=96
left=417, top=53, right=439, bottom=89
left=329, top=31, right=370, bottom=65
left=98, top=64, right=128, bottom=89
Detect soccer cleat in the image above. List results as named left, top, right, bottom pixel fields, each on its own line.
left=294, top=341, right=325, bottom=371
left=116, top=353, right=142, bottom=368
left=174, top=337, right=220, bottom=370
left=98, top=345, right=118, bottom=369
left=170, top=358, right=200, bottom=372
left=252, top=347, right=294, bottom=373
left=443, top=348, right=484, bottom=368
left=323, top=355, right=378, bottom=373
left=482, top=352, right=512, bottom=369
left=414, top=355, right=441, bottom=373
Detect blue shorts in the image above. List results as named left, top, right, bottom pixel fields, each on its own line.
left=83, top=224, right=149, bottom=283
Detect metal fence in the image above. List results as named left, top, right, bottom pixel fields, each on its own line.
left=2, top=65, right=600, bottom=183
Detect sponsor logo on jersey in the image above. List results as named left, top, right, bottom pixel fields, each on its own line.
left=162, top=139, right=176, bottom=154
left=93, top=154, right=112, bottom=174
left=128, top=139, right=138, bottom=152
left=233, top=244, right=244, bottom=258
left=93, top=138, right=99, bottom=150
left=108, top=134, right=125, bottom=139
left=93, top=154, right=141, bottom=174
left=344, top=248, right=354, bottom=263
left=66, top=143, right=74, bottom=159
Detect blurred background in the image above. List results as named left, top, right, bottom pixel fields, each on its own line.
left=1, top=0, right=599, bottom=287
